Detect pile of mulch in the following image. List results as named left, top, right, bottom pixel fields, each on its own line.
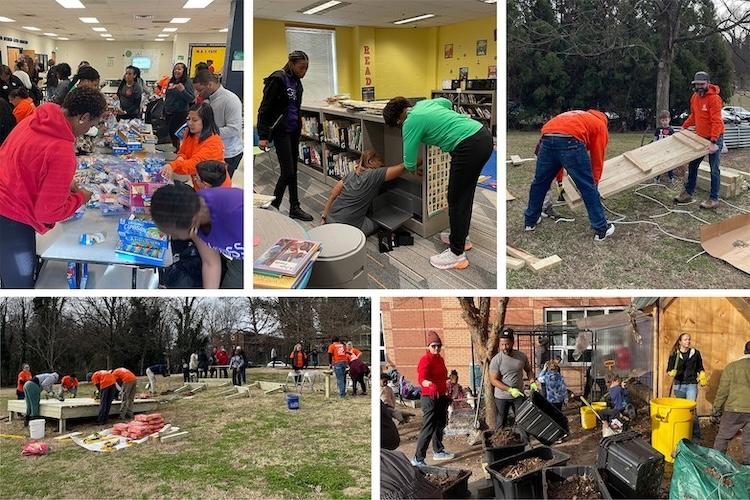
left=489, top=428, right=524, bottom=447
left=499, top=457, right=548, bottom=478
left=547, top=474, right=603, bottom=499
left=423, top=473, right=454, bottom=488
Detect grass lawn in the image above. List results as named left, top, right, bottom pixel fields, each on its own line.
left=0, top=368, right=370, bottom=499
left=506, top=131, right=750, bottom=289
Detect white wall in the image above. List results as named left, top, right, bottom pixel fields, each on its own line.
left=55, top=41, right=175, bottom=81
left=0, top=26, right=57, bottom=67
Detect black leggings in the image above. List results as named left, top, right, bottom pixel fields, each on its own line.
left=272, top=133, right=301, bottom=209
left=225, top=153, right=243, bottom=179
left=415, top=395, right=450, bottom=461
left=166, top=111, right=189, bottom=150
left=0, top=215, right=37, bottom=289
left=447, top=127, right=494, bottom=255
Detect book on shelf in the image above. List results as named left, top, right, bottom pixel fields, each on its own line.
left=323, top=120, right=362, bottom=151
left=301, top=116, right=320, bottom=139
left=326, top=152, right=360, bottom=178
left=253, top=238, right=320, bottom=277
left=299, top=141, right=322, bottom=167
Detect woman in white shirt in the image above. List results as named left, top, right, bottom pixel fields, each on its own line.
left=13, top=60, right=32, bottom=90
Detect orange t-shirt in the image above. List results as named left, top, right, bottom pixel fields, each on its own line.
left=112, top=367, right=137, bottom=384
left=91, top=370, right=117, bottom=389
left=348, top=347, right=362, bottom=359
left=61, top=375, right=78, bottom=389
left=328, top=342, right=349, bottom=364
left=17, top=370, right=32, bottom=392
left=12, top=98, right=35, bottom=124
left=172, top=133, right=229, bottom=188
left=541, top=110, right=609, bottom=185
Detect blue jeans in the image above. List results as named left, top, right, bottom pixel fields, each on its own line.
left=333, top=361, right=347, bottom=397
left=685, top=135, right=723, bottom=200
left=674, top=383, right=701, bottom=438
left=525, top=136, right=608, bottom=232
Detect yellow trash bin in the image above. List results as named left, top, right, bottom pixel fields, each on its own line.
left=650, top=397, right=696, bottom=463
left=580, top=402, right=608, bottom=430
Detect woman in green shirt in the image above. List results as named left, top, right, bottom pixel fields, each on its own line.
left=383, top=97, right=493, bottom=269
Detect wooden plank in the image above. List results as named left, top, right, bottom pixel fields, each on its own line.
left=216, top=388, right=237, bottom=397
left=264, top=387, right=284, bottom=395
left=257, top=381, right=287, bottom=392
left=510, top=155, right=523, bottom=165
left=673, top=131, right=707, bottom=151
left=623, top=151, right=651, bottom=173
left=506, top=190, right=516, bottom=201
left=174, top=385, right=191, bottom=394
left=225, top=390, right=249, bottom=400
left=160, top=431, right=189, bottom=443
left=507, top=245, right=561, bottom=273
left=506, top=256, right=525, bottom=270
left=188, top=383, right=207, bottom=393
left=53, top=432, right=82, bottom=441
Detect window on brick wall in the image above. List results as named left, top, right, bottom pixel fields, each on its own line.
left=544, top=307, right=625, bottom=365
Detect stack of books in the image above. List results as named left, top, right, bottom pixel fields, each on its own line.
left=253, top=238, right=321, bottom=289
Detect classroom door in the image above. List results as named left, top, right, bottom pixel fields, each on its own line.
left=7, top=47, right=21, bottom=66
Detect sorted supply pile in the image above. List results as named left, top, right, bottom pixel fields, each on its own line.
left=112, top=413, right=164, bottom=439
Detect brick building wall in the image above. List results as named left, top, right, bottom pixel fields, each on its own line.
left=381, top=297, right=631, bottom=391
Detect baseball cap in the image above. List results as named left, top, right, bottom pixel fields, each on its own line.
left=692, top=71, right=709, bottom=84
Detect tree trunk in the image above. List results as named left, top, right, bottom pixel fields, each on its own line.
left=655, top=0, right=681, bottom=120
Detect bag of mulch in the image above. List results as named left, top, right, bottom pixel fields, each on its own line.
left=669, top=438, right=750, bottom=499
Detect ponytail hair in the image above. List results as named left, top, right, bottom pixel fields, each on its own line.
left=70, top=65, right=100, bottom=91
left=670, top=332, right=690, bottom=355
left=283, top=50, right=309, bottom=75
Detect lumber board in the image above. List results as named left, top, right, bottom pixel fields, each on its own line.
left=530, top=255, right=562, bottom=272
left=160, top=431, right=188, bottom=443
left=174, top=385, right=191, bottom=394
left=510, top=155, right=523, bottom=165
left=506, top=256, right=525, bottom=270
left=258, top=381, right=287, bottom=392
left=188, top=383, right=207, bottom=393
left=53, top=432, right=82, bottom=441
left=563, top=130, right=711, bottom=209
left=216, top=388, right=237, bottom=397
left=506, top=190, right=516, bottom=201
left=225, top=391, right=249, bottom=400
left=698, top=164, right=741, bottom=183
left=623, top=151, right=651, bottom=173
left=696, top=176, right=737, bottom=198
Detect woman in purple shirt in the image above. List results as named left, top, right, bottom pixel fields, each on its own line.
left=256, top=51, right=313, bottom=222
left=151, top=183, right=243, bottom=289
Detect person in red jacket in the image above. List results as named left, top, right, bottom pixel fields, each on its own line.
left=59, top=374, right=78, bottom=398
left=524, top=109, right=614, bottom=242
left=215, top=346, right=229, bottom=378
left=90, top=369, right=117, bottom=425
left=412, top=331, right=453, bottom=466
left=112, top=367, right=137, bottom=420
left=674, top=71, right=725, bottom=209
left=16, top=364, right=32, bottom=400
left=0, top=87, right=106, bottom=288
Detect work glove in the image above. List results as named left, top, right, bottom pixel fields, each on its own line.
left=667, top=369, right=677, bottom=378
left=529, top=382, right=539, bottom=392
left=710, top=409, right=722, bottom=425
left=509, top=388, right=523, bottom=398
left=698, top=371, right=708, bottom=387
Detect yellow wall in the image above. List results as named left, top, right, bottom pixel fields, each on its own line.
left=253, top=17, right=496, bottom=123
left=437, top=17, right=497, bottom=84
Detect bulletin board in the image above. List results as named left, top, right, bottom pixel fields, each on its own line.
left=188, top=44, right=226, bottom=76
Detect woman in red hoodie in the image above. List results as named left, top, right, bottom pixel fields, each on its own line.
left=0, top=87, right=106, bottom=288
left=412, top=331, right=453, bottom=466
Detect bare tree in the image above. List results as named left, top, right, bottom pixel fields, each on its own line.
left=28, top=297, right=70, bottom=371
left=77, top=297, right=131, bottom=369
left=458, top=297, right=510, bottom=430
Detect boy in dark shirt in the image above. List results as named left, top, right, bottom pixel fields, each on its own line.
left=654, top=110, right=677, bottom=183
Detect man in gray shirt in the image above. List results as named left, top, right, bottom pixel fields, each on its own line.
left=193, top=70, right=244, bottom=178
left=322, top=150, right=406, bottom=235
left=489, top=328, right=535, bottom=429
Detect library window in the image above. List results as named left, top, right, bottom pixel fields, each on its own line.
left=544, top=307, right=624, bottom=364
left=286, top=27, right=338, bottom=102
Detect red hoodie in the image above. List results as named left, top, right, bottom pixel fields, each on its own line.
left=682, top=84, right=725, bottom=142
left=0, top=103, right=85, bottom=233
left=542, top=110, right=609, bottom=184
left=417, top=351, right=448, bottom=398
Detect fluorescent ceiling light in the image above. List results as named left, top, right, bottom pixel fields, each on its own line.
left=100, top=33, right=112, bottom=37
left=44, top=32, right=57, bottom=36
left=393, top=14, right=435, bottom=25
left=56, top=0, right=86, bottom=7
left=154, top=38, right=164, bottom=42
left=79, top=17, right=99, bottom=23
left=0, top=17, right=15, bottom=22
left=302, top=1, right=341, bottom=15
left=183, top=0, right=214, bottom=7
left=58, top=37, right=69, bottom=40
left=157, top=34, right=169, bottom=37
left=92, top=27, right=107, bottom=32
left=22, top=26, right=41, bottom=31
left=106, top=38, right=115, bottom=41
left=162, top=27, right=178, bottom=32
left=219, top=28, right=228, bottom=32
left=483, top=0, right=497, bottom=3
left=170, top=17, right=190, bottom=23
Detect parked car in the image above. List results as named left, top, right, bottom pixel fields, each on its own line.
left=723, top=106, right=750, bottom=121
left=722, top=108, right=742, bottom=124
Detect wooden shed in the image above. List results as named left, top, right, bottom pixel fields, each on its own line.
left=641, top=297, right=750, bottom=416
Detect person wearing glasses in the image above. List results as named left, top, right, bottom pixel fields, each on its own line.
left=490, top=328, right=535, bottom=429
left=412, top=331, right=453, bottom=466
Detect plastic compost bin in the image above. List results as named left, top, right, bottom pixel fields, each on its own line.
left=515, top=391, right=570, bottom=445
left=486, top=445, right=571, bottom=499
left=482, top=428, right=529, bottom=464
left=416, top=464, right=472, bottom=499
left=542, top=465, right=612, bottom=499
left=597, top=431, right=665, bottom=499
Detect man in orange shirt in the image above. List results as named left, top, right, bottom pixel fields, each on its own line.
left=59, top=373, right=78, bottom=399
left=16, top=363, right=32, bottom=400
left=524, top=109, right=614, bottom=242
left=328, top=336, right=350, bottom=398
left=112, top=367, right=137, bottom=420
left=346, top=342, right=362, bottom=360
left=8, top=88, right=34, bottom=123
left=674, top=71, right=725, bottom=209
left=91, top=369, right=117, bottom=425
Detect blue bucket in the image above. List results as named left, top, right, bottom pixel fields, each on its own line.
left=287, top=393, right=300, bottom=410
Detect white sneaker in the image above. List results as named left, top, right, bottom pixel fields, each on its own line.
left=439, top=232, right=473, bottom=251
left=594, top=223, right=615, bottom=242
left=524, top=216, right=542, bottom=231
left=430, top=248, right=469, bottom=269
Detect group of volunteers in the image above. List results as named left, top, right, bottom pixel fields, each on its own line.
left=257, top=50, right=494, bottom=270
left=523, top=70, right=726, bottom=241
left=381, top=328, right=750, bottom=474
left=0, top=57, right=244, bottom=289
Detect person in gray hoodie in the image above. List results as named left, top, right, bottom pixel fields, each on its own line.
left=35, top=372, right=59, bottom=397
